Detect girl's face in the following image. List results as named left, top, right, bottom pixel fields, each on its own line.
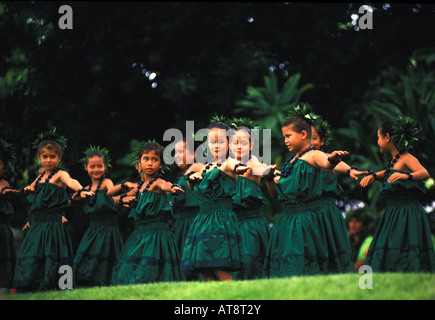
left=377, top=128, right=390, bottom=154
left=311, top=127, right=325, bottom=150
left=85, top=156, right=106, bottom=181
left=37, top=148, right=61, bottom=172
left=282, top=124, right=307, bottom=153
left=348, top=218, right=365, bottom=236
left=138, top=150, right=162, bottom=177
left=174, top=141, right=194, bottom=169
left=207, top=128, right=228, bottom=161
left=229, top=129, right=251, bottom=162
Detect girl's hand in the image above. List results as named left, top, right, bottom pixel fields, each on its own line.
left=388, top=172, right=408, bottom=183
left=70, top=191, right=82, bottom=201
left=24, top=185, right=35, bottom=193
left=349, top=169, right=368, bottom=180
left=273, top=174, right=281, bottom=184
left=189, top=172, right=203, bottom=183
left=121, top=181, right=136, bottom=192
left=80, top=190, right=95, bottom=199
left=122, top=195, right=137, bottom=208
left=360, top=175, right=375, bottom=188
left=22, top=221, right=30, bottom=231
left=329, top=150, right=349, bottom=162
left=1, top=187, right=20, bottom=196
left=261, top=164, right=277, bottom=179
left=170, top=185, right=184, bottom=195
left=62, top=216, right=69, bottom=224
left=235, top=164, right=251, bottom=175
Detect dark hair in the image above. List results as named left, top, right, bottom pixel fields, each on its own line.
left=207, top=121, right=231, bottom=131
left=138, top=142, right=164, bottom=165
left=313, top=125, right=325, bottom=140
left=379, top=120, right=395, bottom=137
left=37, top=140, right=62, bottom=157
left=236, top=125, right=251, bottom=137
left=282, top=116, right=312, bottom=140
left=86, top=150, right=107, bottom=165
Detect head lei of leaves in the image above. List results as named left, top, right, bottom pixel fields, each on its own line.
left=392, top=116, right=419, bottom=152
left=31, top=127, right=68, bottom=151
left=80, top=145, right=112, bottom=169
left=286, top=103, right=324, bottom=128
left=209, top=113, right=231, bottom=125
left=229, top=117, right=258, bottom=130
left=130, top=139, right=173, bottom=176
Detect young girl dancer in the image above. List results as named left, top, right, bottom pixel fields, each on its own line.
left=71, top=146, right=124, bottom=287
left=180, top=117, right=249, bottom=282
left=170, top=139, right=203, bottom=280
left=262, top=107, right=354, bottom=277
left=360, top=117, right=435, bottom=272
left=111, top=142, right=184, bottom=285
left=12, top=129, right=94, bottom=291
left=0, top=139, right=16, bottom=291
left=228, top=118, right=271, bottom=280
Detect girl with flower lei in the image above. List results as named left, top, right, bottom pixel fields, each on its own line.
left=360, top=117, right=435, bottom=272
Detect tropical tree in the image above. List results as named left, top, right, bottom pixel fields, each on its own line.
left=338, top=48, right=435, bottom=213
left=235, top=71, right=314, bottom=168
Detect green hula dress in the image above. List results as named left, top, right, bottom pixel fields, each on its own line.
left=111, top=191, right=182, bottom=285
left=180, top=168, right=245, bottom=273
left=74, top=190, right=124, bottom=286
left=365, top=170, right=435, bottom=272
left=170, top=174, right=200, bottom=280
left=170, top=175, right=200, bottom=258
left=263, top=160, right=354, bottom=278
left=232, top=176, right=271, bottom=280
left=13, top=183, right=74, bottom=291
left=0, top=194, right=16, bottom=288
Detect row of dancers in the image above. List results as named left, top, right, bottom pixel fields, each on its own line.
left=0, top=107, right=434, bottom=292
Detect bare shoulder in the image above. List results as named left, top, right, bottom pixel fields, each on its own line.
left=101, top=178, right=114, bottom=191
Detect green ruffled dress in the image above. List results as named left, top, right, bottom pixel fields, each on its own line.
left=170, top=175, right=200, bottom=258
left=180, top=168, right=245, bottom=273
left=74, top=190, right=124, bottom=286
left=232, top=176, right=270, bottom=280
left=170, top=174, right=200, bottom=280
left=111, top=191, right=182, bottom=285
left=365, top=170, right=435, bottom=272
left=263, top=160, right=354, bottom=278
left=13, top=183, right=74, bottom=291
left=0, top=195, right=15, bottom=288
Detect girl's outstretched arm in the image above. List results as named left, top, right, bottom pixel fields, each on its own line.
left=106, top=181, right=136, bottom=196
left=157, top=180, right=185, bottom=195
left=388, top=154, right=430, bottom=183
left=58, top=171, right=94, bottom=197
left=262, top=164, right=278, bottom=198
left=334, top=161, right=368, bottom=180
left=313, top=150, right=349, bottom=170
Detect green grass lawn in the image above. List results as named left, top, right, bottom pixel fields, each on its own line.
left=5, top=273, right=435, bottom=300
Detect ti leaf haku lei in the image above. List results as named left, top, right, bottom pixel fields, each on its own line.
left=31, top=127, right=68, bottom=151
left=80, top=145, right=112, bottom=168
left=392, top=116, right=419, bottom=153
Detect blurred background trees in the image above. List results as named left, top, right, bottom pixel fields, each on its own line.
left=1, top=2, right=434, bottom=248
